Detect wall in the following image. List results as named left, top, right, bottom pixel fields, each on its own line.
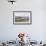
left=0, top=0, right=46, bottom=41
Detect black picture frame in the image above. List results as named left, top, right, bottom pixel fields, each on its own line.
left=13, top=11, right=32, bottom=25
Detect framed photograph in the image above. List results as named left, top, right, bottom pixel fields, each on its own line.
left=13, top=11, right=32, bottom=25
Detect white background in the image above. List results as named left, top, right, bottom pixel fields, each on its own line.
left=0, top=0, right=46, bottom=42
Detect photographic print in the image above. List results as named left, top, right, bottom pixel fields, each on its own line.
left=13, top=11, right=32, bottom=25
